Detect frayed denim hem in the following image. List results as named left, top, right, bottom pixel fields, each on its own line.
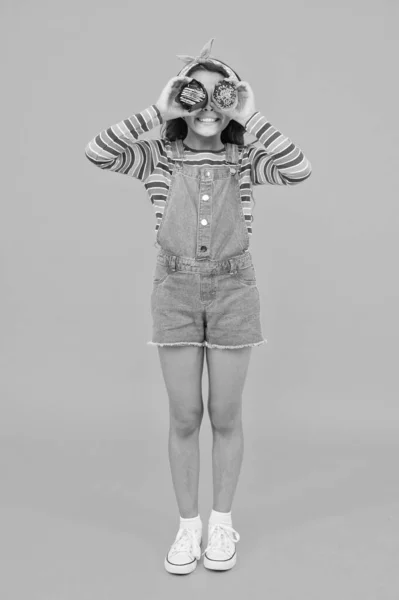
left=147, top=339, right=267, bottom=349
left=147, top=341, right=204, bottom=347
left=204, top=339, right=267, bottom=349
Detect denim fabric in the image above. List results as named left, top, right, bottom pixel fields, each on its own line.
left=148, top=139, right=266, bottom=349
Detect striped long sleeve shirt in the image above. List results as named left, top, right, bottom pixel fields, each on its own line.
left=84, top=105, right=312, bottom=237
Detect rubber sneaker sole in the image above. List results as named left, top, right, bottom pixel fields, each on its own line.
left=203, top=548, right=237, bottom=571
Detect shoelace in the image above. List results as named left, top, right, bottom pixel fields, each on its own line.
left=169, top=527, right=202, bottom=561
left=202, top=523, right=240, bottom=557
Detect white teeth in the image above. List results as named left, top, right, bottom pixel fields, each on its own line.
left=198, top=119, right=218, bottom=122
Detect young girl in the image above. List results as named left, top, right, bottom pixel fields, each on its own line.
left=85, top=38, right=312, bottom=575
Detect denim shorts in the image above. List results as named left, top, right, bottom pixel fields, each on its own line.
left=148, top=250, right=267, bottom=349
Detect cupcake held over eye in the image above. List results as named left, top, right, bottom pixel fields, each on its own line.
left=212, top=80, right=238, bottom=111
left=177, top=79, right=208, bottom=112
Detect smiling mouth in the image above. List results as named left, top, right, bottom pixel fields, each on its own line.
left=196, top=118, right=220, bottom=123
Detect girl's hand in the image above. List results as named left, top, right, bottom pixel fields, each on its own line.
left=155, top=76, right=203, bottom=121
left=212, top=80, right=257, bottom=126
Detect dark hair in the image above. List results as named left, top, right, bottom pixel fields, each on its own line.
left=160, top=60, right=246, bottom=145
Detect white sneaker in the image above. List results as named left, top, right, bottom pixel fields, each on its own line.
left=164, top=527, right=203, bottom=575
left=202, top=523, right=240, bottom=571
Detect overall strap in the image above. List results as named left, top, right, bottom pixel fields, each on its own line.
left=170, top=138, right=185, bottom=160
left=225, top=143, right=240, bottom=166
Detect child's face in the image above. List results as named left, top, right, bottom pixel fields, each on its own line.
left=182, top=70, right=231, bottom=139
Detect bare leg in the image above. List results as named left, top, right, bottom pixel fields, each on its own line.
left=157, top=345, right=205, bottom=518
left=206, top=346, right=252, bottom=512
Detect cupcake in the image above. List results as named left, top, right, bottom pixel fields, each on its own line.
left=212, top=80, right=238, bottom=110
left=177, top=79, right=208, bottom=112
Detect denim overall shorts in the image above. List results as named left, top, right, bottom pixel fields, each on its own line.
left=147, top=138, right=267, bottom=349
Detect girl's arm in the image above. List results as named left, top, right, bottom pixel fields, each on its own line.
left=84, top=104, right=163, bottom=181
left=243, top=111, right=312, bottom=186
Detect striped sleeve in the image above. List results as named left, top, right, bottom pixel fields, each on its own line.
left=244, top=112, right=312, bottom=186
left=84, top=104, right=164, bottom=181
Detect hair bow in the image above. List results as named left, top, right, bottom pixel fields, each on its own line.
left=175, top=38, right=240, bottom=82
left=176, top=37, right=215, bottom=67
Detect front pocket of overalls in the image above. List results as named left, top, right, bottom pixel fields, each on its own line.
left=234, top=264, right=257, bottom=286
left=153, top=262, right=171, bottom=285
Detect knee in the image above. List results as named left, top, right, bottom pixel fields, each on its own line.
left=208, top=405, right=242, bottom=433
left=170, top=407, right=203, bottom=436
